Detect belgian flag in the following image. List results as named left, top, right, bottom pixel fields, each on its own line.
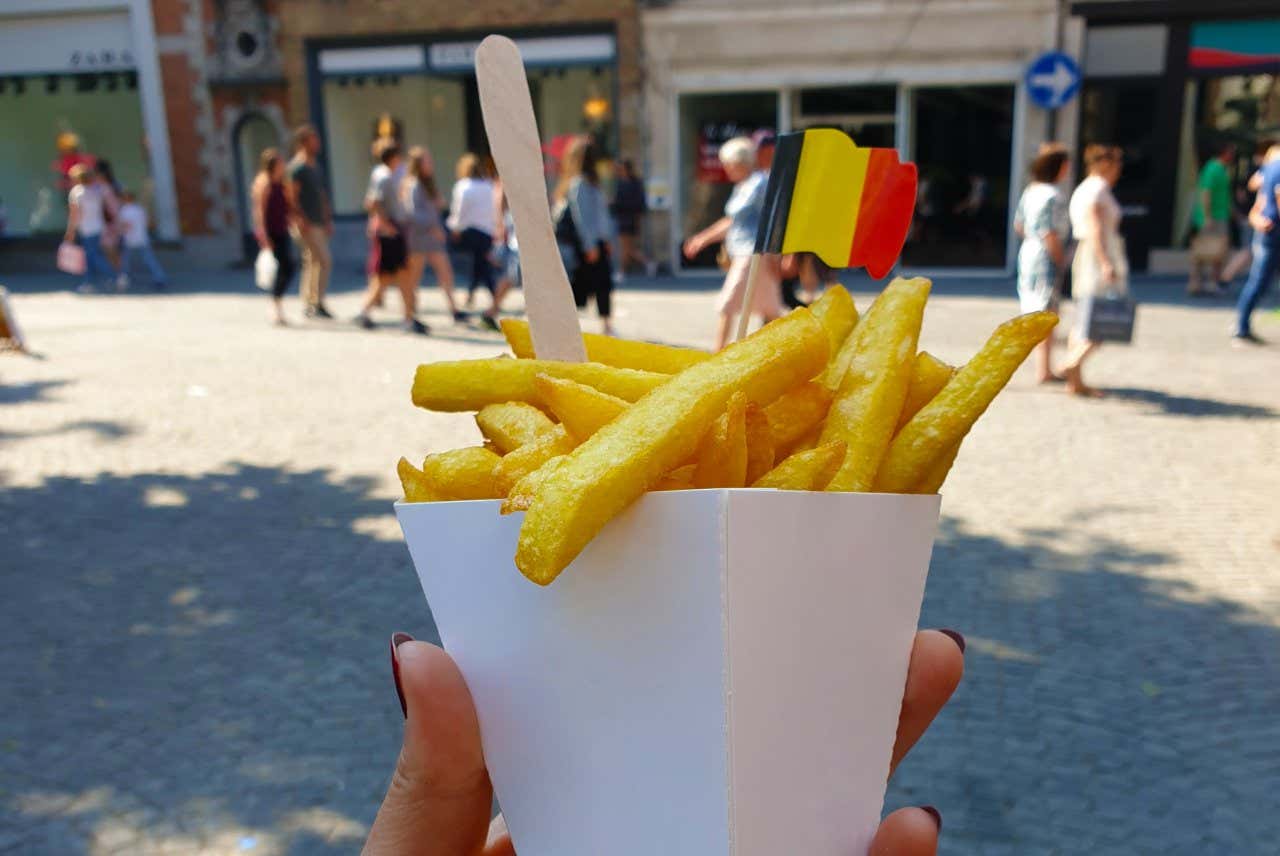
left=754, top=129, right=917, bottom=279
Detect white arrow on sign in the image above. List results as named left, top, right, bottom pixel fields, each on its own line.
left=1030, top=60, right=1076, bottom=107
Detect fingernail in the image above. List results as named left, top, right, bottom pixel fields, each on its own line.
left=921, top=805, right=942, bottom=831
left=938, top=628, right=966, bottom=654
left=390, top=632, right=414, bottom=719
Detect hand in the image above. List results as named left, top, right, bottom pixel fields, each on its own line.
left=1100, top=260, right=1117, bottom=285
left=682, top=235, right=706, bottom=259
left=255, top=231, right=270, bottom=251
left=1253, top=213, right=1275, bottom=234
left=363, top=630, right=964, bottom=855
left=584, top=247, right=600, bottom=264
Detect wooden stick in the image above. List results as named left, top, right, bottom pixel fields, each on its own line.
left=475, top=36, right=586, bottom=362
left=733, top=253, right=763, bottom=342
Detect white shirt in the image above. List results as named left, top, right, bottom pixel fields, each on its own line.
left=1068, top=174, right=1121, bottom=239
left=447, top=177, right=495, bottom=235
left=118, top=203, right=149, bottom=247
left=69, top=184, right=105, bottom=236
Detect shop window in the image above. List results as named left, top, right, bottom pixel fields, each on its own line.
left=793, top=85, right=896, bottom=149
left=0, top=72, right=147, bottom=236
left=904, top=85, right=1014, bottom=269
left=678, top=91, right=777, bottom=269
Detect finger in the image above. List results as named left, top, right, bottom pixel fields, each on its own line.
left=363, top=638, right=493, bottom=856
left=889, top=629, right=965, bottom=777
left=869, top=806, right=941, bottom=856
left=482, top=814, right=516, bottom=856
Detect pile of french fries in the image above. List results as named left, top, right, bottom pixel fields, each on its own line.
left=399, top=277, right=1057, bottom=585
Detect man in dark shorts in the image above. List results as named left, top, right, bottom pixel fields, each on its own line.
left=354, top=141, right=427, bottom=334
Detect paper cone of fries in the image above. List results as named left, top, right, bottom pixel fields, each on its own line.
left=396, top=488, right=938, bottom=855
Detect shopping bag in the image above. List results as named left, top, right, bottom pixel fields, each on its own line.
left=254, top=248, right=277, bottom=291
left=1079, top=293, right=1136, bottom=344
left=56, top=242, right=86, bottom=276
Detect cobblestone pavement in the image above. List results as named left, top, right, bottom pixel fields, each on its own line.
left=2, top=264, right=1278, bottom=854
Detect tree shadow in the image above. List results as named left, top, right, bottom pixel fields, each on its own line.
left=888, top=514, right=1280, bottom=853
left=0, top=378, right=70, bottom=404
left=0, top=464, right=434, bottom=854
left=0, top=418, right=135, bottom=444
left=1102, top=387, right=1277, bottom=419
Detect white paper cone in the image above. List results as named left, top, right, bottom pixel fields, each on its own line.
left=396, top=489, right=939, bottom=856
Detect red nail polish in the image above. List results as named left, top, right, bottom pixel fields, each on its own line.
left=390, top=632, right=414, bottom=719
left=938, top=628, right=966, bottom=654
left=921, top=805, right=942, bottom=831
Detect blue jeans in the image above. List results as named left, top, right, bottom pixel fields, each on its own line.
left=1236, top=234, right=1279, bottom=336
left=121, top=244, right=167, bottom=286
left=79, top=232, right=118, bottom=285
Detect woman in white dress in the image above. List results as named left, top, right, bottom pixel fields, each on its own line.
left=1064, top=144, right=1127, bottom=398
left=1013, top=145, right=1070, bottom=383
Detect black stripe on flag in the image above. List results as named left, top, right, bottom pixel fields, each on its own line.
left=753, top=132, right=804, bottom=256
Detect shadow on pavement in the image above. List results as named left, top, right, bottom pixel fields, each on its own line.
left=1102, top=387, right=1277, bottom=419
left=0, top=418, right=135, bottom=445
left=3, top=468, right=1277, bottom=853
left=0, top=378, right=71, bottom=404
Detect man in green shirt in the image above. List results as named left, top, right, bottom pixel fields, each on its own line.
left=1189, top=141, right=1235, bottom=296
left=286, top=125, right=334, bottom=318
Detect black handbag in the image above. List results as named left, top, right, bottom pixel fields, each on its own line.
left=1078, top=294, right=1136, bottom=344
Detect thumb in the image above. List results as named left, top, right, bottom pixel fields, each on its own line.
left=869, top=806, right=941, bottom=856
left=363, top=636, right=494, bottom=856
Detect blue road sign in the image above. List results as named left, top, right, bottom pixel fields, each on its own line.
left=1025, top=52, right=1082, bottom=111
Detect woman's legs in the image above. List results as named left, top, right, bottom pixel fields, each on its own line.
left=714, top=312, right=735, bottom=352
left=1060, top=331, right=1101, bottom=396
left=425, top=250, right=461, bottom=317
left=1032, top=337, right=1056, bottom=383
left=593, top=243, right=614, bottom=335
left=270, top=234, right=294, bottom=325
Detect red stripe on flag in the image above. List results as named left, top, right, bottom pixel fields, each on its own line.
left=849, top=150, right=917, bottom=279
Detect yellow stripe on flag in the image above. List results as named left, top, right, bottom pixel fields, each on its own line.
left=780, top=129, right=869, bottom=267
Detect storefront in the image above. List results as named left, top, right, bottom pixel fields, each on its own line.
left=0, top=0, right=178, bottom=239
left=307, top=30, right=621, bottom=218
left=1073, top=1, right=1280, bottom=272
left=643, top=2, right=1062, bottom=275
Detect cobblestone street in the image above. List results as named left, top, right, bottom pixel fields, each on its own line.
left=2, top=265, right=1278, bottom=854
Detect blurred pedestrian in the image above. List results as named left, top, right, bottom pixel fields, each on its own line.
left=92, top=159, right=125, bottom=281
left=117, top=190, right=167, bottom=291
left=1013, top=145, right=1070, bottom=383
left=53, top=132, right=95, bottom=195
left=446, top=153, right=497, bottom=311
left=682, top=136, right=782, bottom=351
left=1063, top=144, right=1127, bottom=396
left=1221, top=141, right=1272, bottom=285
left=1188, top=141, right=1235, bottom=297
left=1232, top=143, right=1280, bottom=346
left=355, top=141, right=425, bottom=334
left=402, top=146, right=463, bottom=323
left=286, top=124, right=334, bottom=319
left=483, top=178, right=518, bottom=332
left=611, top=159, right=650, bottom=276
left=250, top=148, right=296, bottom=326
left=555, top=137, right=615, bottom=336
left=63, top=164, right=122, bottom=294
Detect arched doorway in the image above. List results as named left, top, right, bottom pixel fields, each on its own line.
left=231, top=111, right=280, bottom=261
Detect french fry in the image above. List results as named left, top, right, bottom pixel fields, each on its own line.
left=397, top=456, right=444, bottom=503
left=821, top=277, right=931, bottom=492
left=764, top=381, right=833, bottom=453
left=413, top=359, right=666, bottom=412
left=515, top=308, right=829, bottom=585
left=875, top=311, right=1058, bottom=493
left=752, top=441, right=846, bottom=491
left=492, top=427, right=578, bottom=495
left=501, top=456, right=567, bottom=514
left=420, top=446, right=505, bottom=500
left=534, top=375, right=629, bottom=442
left=911, top=440, right=961, bottom=494
left=693, top=392, right=749, bottom=489
left=654, top=463, right=697, bottom=491
left=475, top=402, right=556, bottom=453
left=897, top=351, right=956, bottom=431
left=807, top=285, right=858, bottom=355
left=501, top=318, right=709, bottom=374
left=743, top=403, right=775, bottom=485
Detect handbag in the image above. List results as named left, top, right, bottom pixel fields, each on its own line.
left=254, top=248, right=278, bottom=291
left=57, top=241, right=86, bottom=276
left=1078, top=293, right=1136, bottom=344
left=1190, top=227, right=1229, bottom=262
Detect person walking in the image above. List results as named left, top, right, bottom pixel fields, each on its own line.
left=554, top=137, right=616, bottom=336
left=611, top=159, right=650, bottom=276
left=1013, top=145, right=1070, bottom=383
left=483, top=178, right=518, bottom=332
left=1062, top=144, right=1127, bottom=397
left=63, top=164, right=123, bottom=294
left=402, top=146, right=463, bottom=324
left=1188, top=140, right=1236, bottom=297
left=446, top=153, right=497, bottom=311
left=1221, top=141, right=1272, bottom=286
left=117, top=190, right=168, bottom=291
left=682, top=136, right=783, bottom=351
left=355, top=141, right=425, bottom=334
left=250, top=148, right=297, bottom=326
left=286, top=124, right=334, bottom=319
left=1232, top=143, right=1280, bottom=346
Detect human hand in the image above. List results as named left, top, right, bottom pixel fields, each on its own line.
left=1252, top=213, right=1274, bottom=234
left=682, top=235, right=705, bottom=259
left=1100, top=260, right=1117, bottom=285
left=363, top=629, right=964, bottom=856
left=584, top=247, right=600, bottom=264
